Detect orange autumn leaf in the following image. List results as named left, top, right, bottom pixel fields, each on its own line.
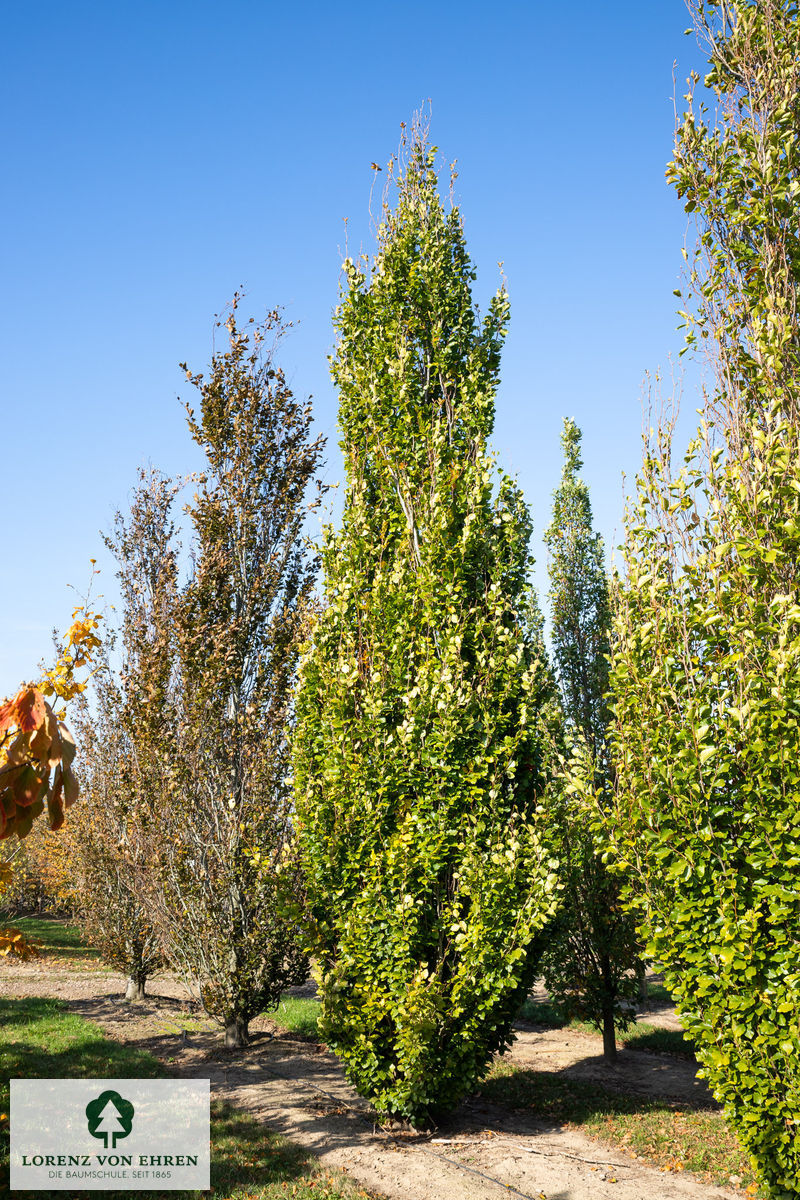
left=0, top=687, right=46, bottom=735
left=0, top=690, right=80, bottom=840
left=13, top=765, right=45, bottom=807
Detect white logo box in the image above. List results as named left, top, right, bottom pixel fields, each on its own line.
left=11, top=1079, right=210, bottom=1191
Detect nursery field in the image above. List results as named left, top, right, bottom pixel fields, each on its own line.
left=0, top=919, right=760, bottom=1200
left=4, top=3, right=800, bottom=1196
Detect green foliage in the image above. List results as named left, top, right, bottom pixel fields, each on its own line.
left=292, top=125, right=560, bottom=1125
left=540, top=420, right=640, bottom=1058
left=604, top=3, right=800, bottom=1194
left=545, top=419, right=612, bottom=756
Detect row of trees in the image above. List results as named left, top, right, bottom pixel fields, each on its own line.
left=5, top=1, right=800, bottom=1191
left=19, top=137, right=636, bottom=1077
left=54, top=303, right=323, bottom=1039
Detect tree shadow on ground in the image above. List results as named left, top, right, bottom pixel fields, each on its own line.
left=472, top=1063, right=715, bottom=1131
left=0, top=996, right=323, bottom=1199
left=4, top=1100, right=320, bottom=1199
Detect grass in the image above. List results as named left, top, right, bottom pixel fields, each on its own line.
left=644, top=982, right=675, bottom=1007
left=482, top=1060, right=762, bottom=1193
left=517, top=999, right=696, bottom=1059
left=266, top=994, right=694, bottom=1062
left=4, top=922, right=727, bottom=1193
left=0, top=995, right=373, bottom=1200
left=516, top=997, right=574, bottom=1027
left=266, top=995, right=321, bottom=1040
left=622, top=1024, right=696, bottom=1059
left=0, top=914, right=100, bottom=962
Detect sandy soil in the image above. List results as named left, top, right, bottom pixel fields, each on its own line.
left=1, top=955, right=738, bottom=1200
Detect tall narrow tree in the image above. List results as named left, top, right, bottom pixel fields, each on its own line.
left=70, top=469, right=177, bottom=999
left=605, top=2, right=800, bottom=1192
left=152, top=299, right=324, bottom=1047
left=292, top=128, right=560, bottom=1124
left=541, top=419, right=639, bottom=1061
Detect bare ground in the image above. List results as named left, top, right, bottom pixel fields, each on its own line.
left=1, top=955, right=739, bottom=1200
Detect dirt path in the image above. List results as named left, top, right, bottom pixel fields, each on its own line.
left=1, top=959, right=737, bottom=1200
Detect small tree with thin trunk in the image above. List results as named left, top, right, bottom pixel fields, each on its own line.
left=152, top=298, right=323, bottom=1047
left=70, top=469, right=177, bottom=999
left=541, top=419, right=640, bottom=1062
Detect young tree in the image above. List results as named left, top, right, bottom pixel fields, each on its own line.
left=152, top=299, right=323, bottom=1047
left=70, top=711, right=164, bottom=1001
left=69, top=470, right=177, bottom=999
left=292, top=128, right=560, bottom=1124
left=603, top=2, right=800, bottom=1192
left=541, top=419, right=640, bottom=1062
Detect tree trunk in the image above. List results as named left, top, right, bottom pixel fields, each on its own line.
left=600, top=954, right=617, bottom=1062
left=636, top=960, right=648, bottom=1009
left=224, top=1017, right=250, bottom=1048
left=125, top=974, right=147, bottom=1002
left=601, top=1000, right=617, bottom=1062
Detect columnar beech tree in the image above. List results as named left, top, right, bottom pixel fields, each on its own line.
left=604, top=2, right=800, bottom=1193
left=541, top=419, right=639, bottom=1061
left=292, top=131, right=560, bottom=1124
left=71, top=470, right=176, bottom=999
left=153, top=300, right=322, bottom=1047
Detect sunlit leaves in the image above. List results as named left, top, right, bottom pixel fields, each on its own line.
left=0, top=687, right=80, bottom=840
left=292, top=122, right=559, bottom=1123
left=0, top=927, right=38, bottom=960
left=40, top=607, right=103, bottom=712
left=607, top=4, right=800, bottom=1194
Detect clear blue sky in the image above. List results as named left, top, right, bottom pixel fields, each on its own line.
left=1, top=1, right=706, bottom=696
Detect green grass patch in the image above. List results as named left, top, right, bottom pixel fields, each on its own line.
left=483, top=1060, right=760, bottom=1192
left=621, top=1024, right=695, bottom=1059
left=517, top=1000, right=696, bottom=1060
left=516, top=998, right=571, bottom=1028
left=516, top=999, right=617, bottom=1038
left=0, top=915, right=100, bottom=961
left=644, top=983, right=674, bottom=1006
left=268, top=995, right=321, bottom=1040
left=0, top=996, right=372, bottom=1199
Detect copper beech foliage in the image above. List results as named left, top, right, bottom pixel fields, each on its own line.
left=147, top=299, right=324, bottom=1045
left=64, top=471, right=177, bottom=1000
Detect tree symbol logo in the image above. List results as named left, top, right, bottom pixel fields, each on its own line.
left=85, top=1090, right=135, bottom=1149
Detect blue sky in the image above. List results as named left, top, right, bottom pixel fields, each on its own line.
left=2, top=1, right=706, bottom=695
